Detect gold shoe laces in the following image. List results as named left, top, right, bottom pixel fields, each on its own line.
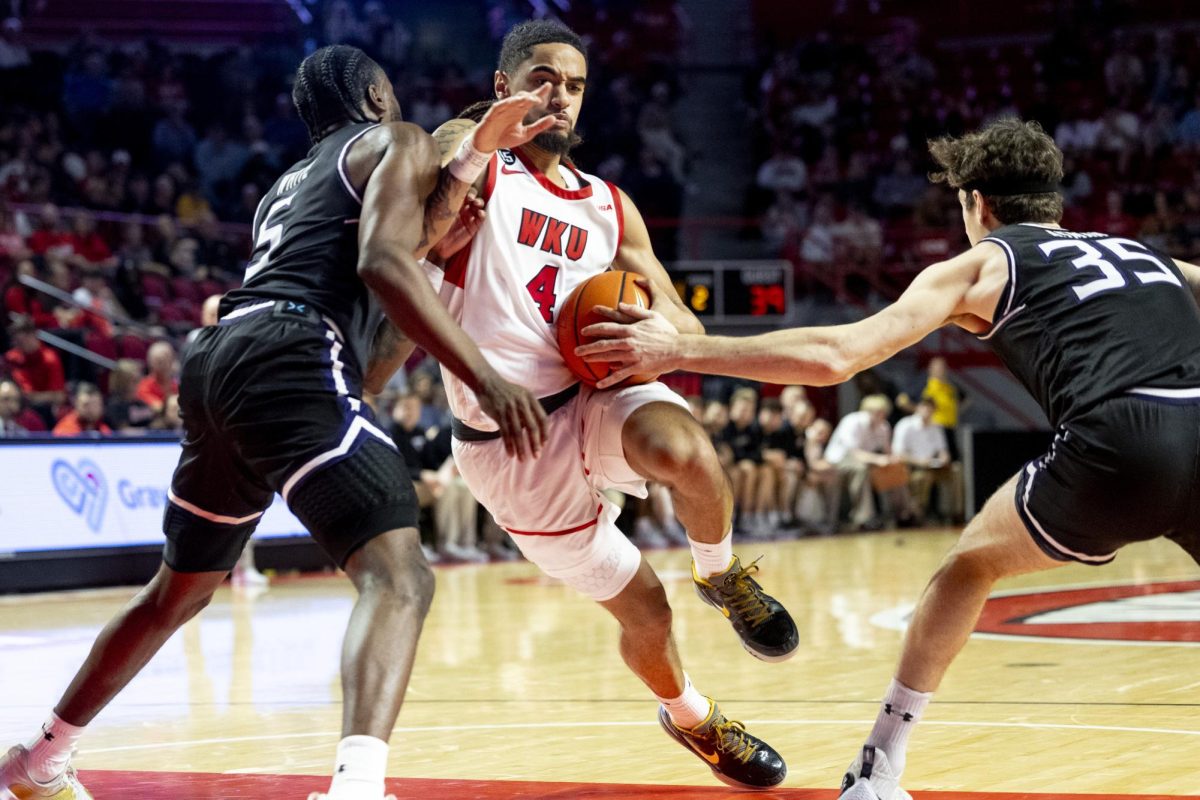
left=720, top=557, right=772, bottom=628
left=709, top=716, right=758, bottom=765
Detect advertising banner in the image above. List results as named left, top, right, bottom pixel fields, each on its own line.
left=0, top=439, right=306, bottom=555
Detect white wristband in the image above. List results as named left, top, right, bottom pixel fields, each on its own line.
left=448, top=135, right=492, bottom=184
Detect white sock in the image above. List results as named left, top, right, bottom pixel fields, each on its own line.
left=865, top=678, right=932, bottom=777
left=326, top=735, right=389, bottom=799
left=656, top=673, right=712, bottom=729
left=689, top=529, right=734, bottom=578
left=26, top=712, right=85, bottom=784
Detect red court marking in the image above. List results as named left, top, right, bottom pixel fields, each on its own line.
left=76, top=771, right=1200, bottom=799
left=975, top=580, right=1200, bottom=643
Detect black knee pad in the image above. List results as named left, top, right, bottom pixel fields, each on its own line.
left=162, top=503, right=257, bottom=573
left=288, top=437, right=419, bottom=567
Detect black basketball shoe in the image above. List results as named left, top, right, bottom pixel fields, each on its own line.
left=693, top=555, right=799, bottom=662
left=657, top=702, right=787, bottom=789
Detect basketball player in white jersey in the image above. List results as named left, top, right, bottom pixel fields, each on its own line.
left=408, top=20, right=797, bottom=789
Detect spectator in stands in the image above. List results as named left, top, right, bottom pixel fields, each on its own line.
left=135, top=340, right=177, bottom=411
left=799, top=417, right=839, bottom=534
left=4, top=259, right=56, bottom=329
left=637, top=81, right=687, bottom=184
left=1176, top=92, right=1200, bottom=148
left=872, top=157, right=925, bottom=215
left=68, top=212, right=116, bottom=268
left=52, top=381, right=111, bottom=436
left=0, top=17, right=30, bottom=71
left=4, top=315, right=65, bottom=417
left=0, top=202, right=29, bottom=261
left=27, top=204, right=71, bottom=257
left=900, top=356, right=964, bottom=459
left=756, top=146, right=808, bottom=195
left=149, top=392, right=182, bottom=433
left=892, top=397, right=960, bottom=524
left=718, top=387, right=763, bottom=533
left=833, top=201, right=883, bottom=269
left=151, top=104, right=196, bottom=169
left=757, top=398, right=797, bottom=536
left=761, top=191, right=807, bottom=254
left=800, top=195, right=837, bottom=277
left=105, top=358, right=154, bottom=431
left=824, top=394, right=908, bottom=531
left=0, top=378, right=28, bottom=435
left=194, top=123, right=248, bottom=207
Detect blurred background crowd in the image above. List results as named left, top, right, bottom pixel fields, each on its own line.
left=0, top=0, right=1196, bottom=557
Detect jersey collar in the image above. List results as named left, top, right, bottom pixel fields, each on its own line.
left=511, top=147, right=594, bottom=200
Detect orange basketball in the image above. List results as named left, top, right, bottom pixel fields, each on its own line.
left=556, top=270, right=657, bottom=388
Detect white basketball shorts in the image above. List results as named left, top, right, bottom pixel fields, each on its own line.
left=452, top=381, right=688, bottom=601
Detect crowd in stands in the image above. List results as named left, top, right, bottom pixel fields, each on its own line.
left=749, top=19, right=1200, bottom=298
left=0, top=0, right=691, bottom=440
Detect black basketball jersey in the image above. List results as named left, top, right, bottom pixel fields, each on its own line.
left=979, top=223, right=1200, bottom=426
left=222, top=121, right=383, bottom=372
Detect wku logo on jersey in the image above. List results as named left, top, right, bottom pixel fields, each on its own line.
left=517, top=208, right=590, bottom=261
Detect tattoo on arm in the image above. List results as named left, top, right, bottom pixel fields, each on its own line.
left=432, top=119, right=477, bottom=163
left=419, top=168, right=462, bottom=254
left=364, top=318, right=414, bottom=393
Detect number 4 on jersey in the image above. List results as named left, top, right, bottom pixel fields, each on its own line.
left=526, top=264, right=560, bottom=323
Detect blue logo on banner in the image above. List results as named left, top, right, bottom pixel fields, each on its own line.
left=51, top=459, right=107, bottom=532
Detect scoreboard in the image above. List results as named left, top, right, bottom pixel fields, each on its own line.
left=669, top=261, right=794, bottom=326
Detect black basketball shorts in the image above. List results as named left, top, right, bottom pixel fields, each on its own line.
left=163, top=301, right=417, bottom=572
left=1015, top=391, right=1200, bottom=567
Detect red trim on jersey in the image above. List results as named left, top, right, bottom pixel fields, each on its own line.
left=606, top=181, right=625, bottom=245
left=443, top=237, right=473, bottom=289
left=504, top=504, right=603, bottom=536
left=511, top=147, right=594, bottom=200
left=482, top=153, right=498, bottom=203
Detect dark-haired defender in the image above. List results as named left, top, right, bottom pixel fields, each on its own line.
left=415, top=20, right=793, bottom=790
left=579, top=117, right=1200, bottom=799
left=0, top=45, right=556, bottom=800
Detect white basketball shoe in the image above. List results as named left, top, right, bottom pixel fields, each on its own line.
left=0, top=745, right=92, bottom=799
left=839, top=745, right=911, bottom=800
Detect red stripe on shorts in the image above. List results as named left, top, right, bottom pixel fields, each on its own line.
left=505, top=504, right=603, bottom=536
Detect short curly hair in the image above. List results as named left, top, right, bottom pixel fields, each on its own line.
left=498, top=19, right=586, bottom=74
left=928, top=118, right=1064, bottom=225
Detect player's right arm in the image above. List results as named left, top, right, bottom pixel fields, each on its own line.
left=356, top=123, right=546, bottom=458
left=577, top=243, right=1004, bottom=388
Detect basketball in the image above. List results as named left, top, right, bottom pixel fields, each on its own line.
left=556, top=270, right=657, bottom=388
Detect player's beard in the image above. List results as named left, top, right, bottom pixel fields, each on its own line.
left=531, top=119, right=582, bottom=156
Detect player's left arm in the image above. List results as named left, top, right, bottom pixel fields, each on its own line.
left=610, top=187, right=705, bottom=335
left=579, top=244, right=994, bottom=388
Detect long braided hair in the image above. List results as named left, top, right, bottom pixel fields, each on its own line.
left=293, top=45, right=384, bottom=144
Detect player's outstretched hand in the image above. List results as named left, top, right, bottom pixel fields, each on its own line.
left=476, top=372, right=548, bottom=460
left=473, top=83, right=558, bottom=152
left=576, top=303, right=682, bottom=389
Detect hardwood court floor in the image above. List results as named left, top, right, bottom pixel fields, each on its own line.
left=2, top=530, right=1199, bottom=798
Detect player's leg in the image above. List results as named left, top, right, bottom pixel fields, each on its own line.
left=285, top=438, right=429, bottom=800
left=1, top=432, right=268, bottom=800
left=615, top=393, right=798, bottom=662
left=838, top=472, right=1065, bottom=800
left=596, top=557, right=786, bottom=789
